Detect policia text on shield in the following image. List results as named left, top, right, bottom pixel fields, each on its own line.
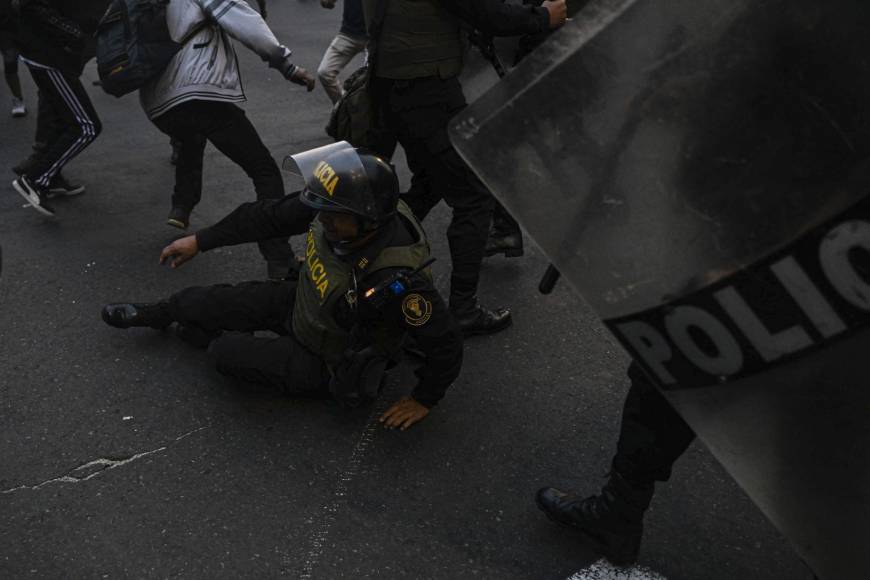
left=102, top=143, right=463, bottom=430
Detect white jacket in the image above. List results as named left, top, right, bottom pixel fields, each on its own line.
left=140, top=0, right=288, bottom=120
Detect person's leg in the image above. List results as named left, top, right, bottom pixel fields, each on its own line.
left=193, top=101, right=292, bottom=269
left=208, top=332, right=328, bottom=396
left=387, top=77, right=508, bottom=335
left=1, top=44, right=25, bottom=110
left=20, top=61, right=101, bottom=189
left=400, top=168, right=441, bottom=222
left=317, top=32, right=367, bottom=104
left=485, top=201, right=524, bottom=258
left=168, top=280, right=295, bottom=334
left=102, top=280, right=295, bottom=337
left=152, top=104, right=207, bottom=224
left=612, top=364, right=696, bottom=483
left=12, top=89, right=59, bottom=176
left=536, top=363, right=696, bottom=565
left=34, top=89, right=61, bottom=151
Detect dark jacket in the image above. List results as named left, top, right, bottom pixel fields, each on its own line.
left=0, top=0, right=15, bottom=37
left=15, top=0, right=105, bottom=74
left=340, top=0, right=367, bottom=39
left=364, top=0, right=549, bottom=40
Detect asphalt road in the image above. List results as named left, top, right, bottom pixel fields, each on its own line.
left=0, top=2, right=810, bottom=579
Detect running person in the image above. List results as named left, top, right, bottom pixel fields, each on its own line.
left=11, top=0, right=101, bottom=217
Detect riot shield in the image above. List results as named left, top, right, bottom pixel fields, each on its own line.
left=449, top=1, right=870, bottom=578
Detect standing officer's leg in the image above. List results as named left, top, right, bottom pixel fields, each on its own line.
left=387, top=77, right=510, bottom=336
left=536, top=363, right=696, bottom=566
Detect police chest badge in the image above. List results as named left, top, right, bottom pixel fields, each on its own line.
left=402, top=293, right=432, bottom=326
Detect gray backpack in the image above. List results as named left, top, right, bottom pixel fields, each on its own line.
left=95, top=0, right=202, bottom=97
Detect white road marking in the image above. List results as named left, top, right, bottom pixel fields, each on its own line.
left=297, top=386, right=397, bottom=579
left=1, top=426, right=209, bottom=494
left=566, top=559, right=667, bottom=580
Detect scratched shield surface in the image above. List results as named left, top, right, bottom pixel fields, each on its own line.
left=450, top=0, right=870, bottom=578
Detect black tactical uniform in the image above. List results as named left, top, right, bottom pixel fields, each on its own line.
left=103, top=145, right=463, bottom=408
left=536, top=365, right=697, bottom=566
left=363, top=0, right=551, bottom=335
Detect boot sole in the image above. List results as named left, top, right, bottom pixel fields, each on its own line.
left=167, top=218, right=189, bottom=230
left=535, top=494, right=640, bottom=567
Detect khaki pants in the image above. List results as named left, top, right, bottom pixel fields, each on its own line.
left=317, top=32, right=367, bottom=104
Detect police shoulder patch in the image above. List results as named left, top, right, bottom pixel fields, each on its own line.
left=402, top=293, right=432, bottom=326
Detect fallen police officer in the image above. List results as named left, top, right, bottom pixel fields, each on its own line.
left=101, top=143, right=463, bottom=429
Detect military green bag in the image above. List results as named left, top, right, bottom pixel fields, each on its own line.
left=325, top=65, right=378, bottom=148
left=324, top=0, right=390, bottom=149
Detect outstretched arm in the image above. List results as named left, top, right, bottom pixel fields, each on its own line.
left=159, top=194, right=317, bottom=269
left=196, top=0, right=315, bottom=89
left=197, top=194, right=316, bottom=251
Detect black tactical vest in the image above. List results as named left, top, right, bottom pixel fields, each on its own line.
left=291, top=201, right=431, bottom=368
left=373, top=0, right=463, bottom=80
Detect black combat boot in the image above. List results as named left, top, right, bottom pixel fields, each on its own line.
left=101, top=302, right=174, bottom=330
left=485, top=204, right=524, bottom=258
left=450, top=299, right=512, bottom=337
left=535, top=471, right=654, bottom=566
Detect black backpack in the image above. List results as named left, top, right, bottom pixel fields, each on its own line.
left=95, top=0, right=202, bottom=97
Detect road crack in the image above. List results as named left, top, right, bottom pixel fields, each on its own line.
left=1, top=426, right=210, bottom=495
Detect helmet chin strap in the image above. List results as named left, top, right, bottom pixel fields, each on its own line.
left=331, top=217, right=381, bottom=254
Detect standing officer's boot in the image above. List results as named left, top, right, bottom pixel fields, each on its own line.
left=535, top=471, right=654, bottom=566
left=485, top=204, right=524, bottom=258
left=450, top=295, right=512, bottom=337
left=101, top=302, right=174, bottom=330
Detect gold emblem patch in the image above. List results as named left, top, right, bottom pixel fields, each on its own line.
left=402, top=293, right=432, bottom=326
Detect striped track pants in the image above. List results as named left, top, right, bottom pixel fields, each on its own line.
left=20, top=57, right=101, bottom=188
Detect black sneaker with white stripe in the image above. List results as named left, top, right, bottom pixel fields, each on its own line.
left=48, top=173, right=85, bottom=197
left=12, top=176, right=56, bottom=217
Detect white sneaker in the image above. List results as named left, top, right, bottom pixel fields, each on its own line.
left=11, top=98, right=26, bottom=118
left=12, top=176, right=55, bottom=217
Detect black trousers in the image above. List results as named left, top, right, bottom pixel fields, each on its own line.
left=612, top=363, right=697, bottom=484
left=21, top=58, right=101, bottom=188
left=1, top=38, right=18, bottom=76
left=168, top=280, right=328, bottom=395
left=377, top=76, right=495, bottom=310
left=34, top=89, right=64, bottom=152
left=152, top=100, right=291, bottom=265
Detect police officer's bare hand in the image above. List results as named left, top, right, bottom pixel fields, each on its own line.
left=320, top=0, right=336, bottom=8
left=380, top=397, right=430, bottom=430
left=290, top=66, right=316, bottom=92
left=159, top=235, right=199, bottom=269
left=543, top=0, right=568, bottom=28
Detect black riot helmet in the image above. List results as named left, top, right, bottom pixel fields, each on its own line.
left=283, top=141, right=399, bottom=223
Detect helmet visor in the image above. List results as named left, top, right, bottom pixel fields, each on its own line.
left=282, top=141, right=357, bottom=177
left=283, top=142, right=377, bottom=219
